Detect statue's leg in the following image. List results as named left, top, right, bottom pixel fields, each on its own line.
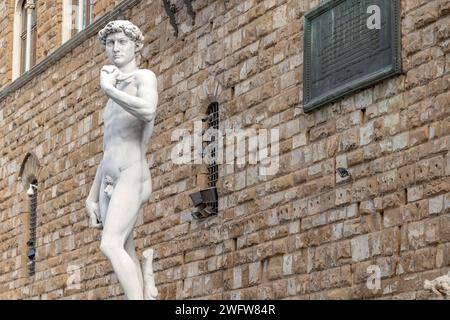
left=124, top=234, right=143, bottom=293
left=143, top=248, right=158, bottom=300
left=138, top=176, right=158, bottom=299
left=100, top=163, right=144, bottom=300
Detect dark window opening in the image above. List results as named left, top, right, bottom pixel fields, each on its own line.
left=189, top=103, right=220, bottom=219
left=27, top=179, right=37, bottom=276
left=206, top=102, right=219, bottom=214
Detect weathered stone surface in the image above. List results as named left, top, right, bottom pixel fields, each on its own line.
left=0, top=0, right=449, bottom=300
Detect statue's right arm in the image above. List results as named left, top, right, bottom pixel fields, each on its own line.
left=85, top=161, right=103, bottom=228
left=101, top=69, right=157, bottom=123
left=87, top=160, right=103, bottom=203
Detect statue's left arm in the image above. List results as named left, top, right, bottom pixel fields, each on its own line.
left=101, top=68, right=158, bottom=122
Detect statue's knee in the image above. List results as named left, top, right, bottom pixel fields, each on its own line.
left=100, top=240, right=121, bottom=257
left=99, top=241, right=111, bottom=256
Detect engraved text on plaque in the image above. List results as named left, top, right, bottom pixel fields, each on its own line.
left=303, top=0, right=401, bottom=112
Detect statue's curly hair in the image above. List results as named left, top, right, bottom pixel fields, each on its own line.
left=98, top=20, right=144, bottom=50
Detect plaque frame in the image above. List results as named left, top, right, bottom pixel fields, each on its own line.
left=303, top=0, right=402, bottom=112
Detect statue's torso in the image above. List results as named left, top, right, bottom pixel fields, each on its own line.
left=102, top=71, right=154, bottom=180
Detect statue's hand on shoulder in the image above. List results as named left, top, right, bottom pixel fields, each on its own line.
left=85, top=199, right=102, bottom=229
left=100, top=65, right=120, bottom=92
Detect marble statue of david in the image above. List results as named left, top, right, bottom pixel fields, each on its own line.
left=85, top=20, right=158, bottom=300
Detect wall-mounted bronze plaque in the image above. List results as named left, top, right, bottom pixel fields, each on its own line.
left=303, top=0, right=402, bottom=112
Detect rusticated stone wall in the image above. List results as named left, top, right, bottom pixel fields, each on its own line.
left=0, top=0, right=449, bottom=300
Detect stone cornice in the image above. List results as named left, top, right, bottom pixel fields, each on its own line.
left=0, top=0, right=142, bottom=103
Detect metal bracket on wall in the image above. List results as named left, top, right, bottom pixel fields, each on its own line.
left=163, top=0, right=179, bottom=37
left=183, top=0, right=196, bottom=25
left=163, top=0, right=196, bottom=37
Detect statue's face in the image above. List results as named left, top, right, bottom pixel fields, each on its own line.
left=105, top=31, right=136, bottom=67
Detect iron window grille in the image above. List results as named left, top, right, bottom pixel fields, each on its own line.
left=206, top=102, right=219, bottom=214
left=27, top=180, right=37, bottom=276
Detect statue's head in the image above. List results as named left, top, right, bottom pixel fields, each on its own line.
left=98, top=20, right=144, bottom=67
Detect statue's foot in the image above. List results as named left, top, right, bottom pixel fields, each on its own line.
left=143, top=249, right=158, bottom=300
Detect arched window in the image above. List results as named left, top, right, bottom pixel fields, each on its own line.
left=18, top=152, right=40, bottom=278
left=62, top=0, right=93, bottom=42
left=26, top=179, right=38, bottom=276
left=206, top=102, right=219, bottom=214
left=188, top=102, right=220, bottom=219
left=13, top=0, right=37, bottom=78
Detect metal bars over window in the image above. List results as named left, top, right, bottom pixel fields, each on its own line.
left=27, top=180, right=37, bottom=276
left=206, top=102, right=219, bottom=214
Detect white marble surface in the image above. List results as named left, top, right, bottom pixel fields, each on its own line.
left=424, top=272, right=450, bottom=297
left=86, top=20, right=158, bottom=300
